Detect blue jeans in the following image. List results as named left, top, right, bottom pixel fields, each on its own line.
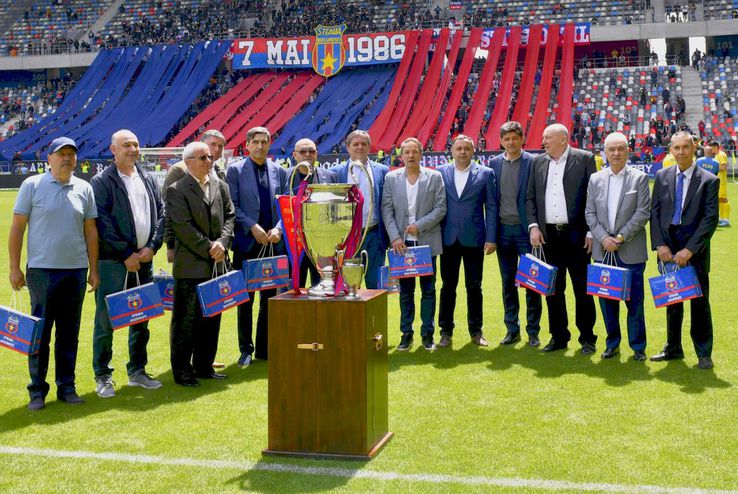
left=360, top=226, right=385, bottom=290
left=496, top=224, right=542, bottom=337
left=398, top=251, right=437, bottom=337
left=93, top=260, right=153, bottom=378
left=26, top=268, right=87, bottom=400
left=598, top=255, right=646, bottom=352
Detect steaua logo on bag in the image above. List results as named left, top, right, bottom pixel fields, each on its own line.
left=261, top=262, right=274, bottom=277
left=404, top=250, right=417, bottom=266
left=219, top=280, right=232, bottom=296
left=127, top=293, right=142, bottom=310
left=665, top=274, right=678, bottom=291
left=5, top=315, right=19, bottom=334
left=600, top=269, right=611, bottom=285
left=529, top=263, right=540, bottom=278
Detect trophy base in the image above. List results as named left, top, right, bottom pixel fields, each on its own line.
left=307, top=268, right=337, bottom=297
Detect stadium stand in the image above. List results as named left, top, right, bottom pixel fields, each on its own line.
left=464, top=0, right=645, bottom=27
left=699, top=56, right=738, bottom=141
left=0, top=78, right=77, bottom=139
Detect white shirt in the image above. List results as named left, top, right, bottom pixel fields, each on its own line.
left=405, top=177, right=419, bottom=241
left=347, top=160, right=375, bottom=228
left=606, top=166, right=626, bottom=233
left=453, top=164, right=471, bottom=197
left=674, top=162, right=696, bottom=224
left=544, top=147, right=570, bottom=224
left=117, top=168, right=151, bottom=249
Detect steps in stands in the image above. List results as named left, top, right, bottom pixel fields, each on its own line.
left=680, top=65, right=704, bottom=131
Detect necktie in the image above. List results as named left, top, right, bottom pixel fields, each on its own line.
left=672, top=172, right=685, bottom=225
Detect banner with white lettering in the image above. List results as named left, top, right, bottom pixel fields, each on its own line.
left=479, top=23, right=591, bottom=49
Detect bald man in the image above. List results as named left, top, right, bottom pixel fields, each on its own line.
left=90, top=129, right=166, bottom=398
left=527, top=123, right=598, bottom=354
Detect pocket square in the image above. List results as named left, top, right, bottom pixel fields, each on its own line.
left=625, top=190, right=637, bottom=195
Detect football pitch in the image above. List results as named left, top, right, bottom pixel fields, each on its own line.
left=0, top=185, right=736, bottom=494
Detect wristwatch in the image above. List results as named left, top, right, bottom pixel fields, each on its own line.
left=616, top=234, right=624, bottom=243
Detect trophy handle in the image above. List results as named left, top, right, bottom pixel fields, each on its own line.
left=348, top=160, right=374, bottom=252
left=360, top=249, right=369, bottom=281
left=289, top=160, right=314, bottom=197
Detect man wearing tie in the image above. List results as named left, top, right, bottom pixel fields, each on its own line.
left=650, top=131, right=719, bottom=369
left=286, top=138, right=337, bottom=287
left=527, top=123, right=597, bottom=354
left=330, top=130, right=389, bottom=289
left=489, top=122, right=542, bottom=347
left=437, top=135, right=496, bottom=348
left=585, top=132, right=650, bottom=361
left=226, top=127, right=288, bottom=368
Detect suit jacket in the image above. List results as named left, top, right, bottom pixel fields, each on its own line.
left=437, top=162, right=497, bottom=247
left=526, top=147, right=596, bottom=242
left=166, top=174, right=235, bottom=279
left=91, top=162, right=165, bottom=262
left=650, top=164, right=719, bottom=272
left=585, top=165, right=651, bottom=264
left=225, top=157, right=288, bottom=254
left=285, top=165, right=338, bottom=194
left=489, top=151, right=534, bottom=241
left=330, top=159, right=389, bottom=250
left=381, top=167, right=447, bottom=256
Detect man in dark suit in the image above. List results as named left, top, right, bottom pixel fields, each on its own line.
left=489, top=122, right=542, bottom=347
left=650, top=131, right=719, bottom=370
left=166, top=141, right=235, bottom=387
left=90, top=129, right=166, bottom=398
left=330, top=130, right=389, bottom=289
left=437, top=134, right=496, bottom=348
left=225, top=126, right=288, bottom=368
left=527, top=123, right=597, bottom=354
left=286, top=138, right=338, bottom=288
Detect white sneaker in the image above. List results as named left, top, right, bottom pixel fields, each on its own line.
left=95, top=375, right=116, bottom=398
left=127, top=372, right=163, bottom=389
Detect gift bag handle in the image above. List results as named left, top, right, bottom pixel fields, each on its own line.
left=123, top=271, right=141, bottom=291
left=532, top=246, right=547, bottom=263
left=657, top=260, right=682, bottom=275
left=9, top=287, right=28, bottom=313
left=256, top=243, right=275, bottom=259
left=211, top=256, right=231, bottom=279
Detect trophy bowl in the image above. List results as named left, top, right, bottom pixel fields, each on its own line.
left=340, top=251, right=368, bottom=299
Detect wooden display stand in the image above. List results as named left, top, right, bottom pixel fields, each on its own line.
left=263, top=289, right=393, bottom=460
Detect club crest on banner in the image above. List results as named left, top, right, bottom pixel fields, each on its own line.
left=600, top=269, right=610, bottom=285
left=5, top=315, right=19, bottom=334
left=312, top=24, right=347, bottom=77
left=530, top=263, right=540, bottom=278
left=404, top=250, right=417, bottom=266
left=665, top=274, right=678, bottom=291
left=127, top=293, right=143, bottom=310
left=219, top=280, right=232, bottom=296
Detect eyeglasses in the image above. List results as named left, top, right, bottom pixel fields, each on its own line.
left=296, top=149, right=317, bottom=155
left=187, top=155, right=213, bottom=161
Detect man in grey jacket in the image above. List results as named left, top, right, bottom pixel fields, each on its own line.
left=585, top=132, right=650, bottom=361
left=381, top=138, right=447, bottom=351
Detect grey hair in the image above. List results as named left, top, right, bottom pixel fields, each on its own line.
left=182, top=141, right=208, bottom=161
left=200, top=129, right=225, bottom=142
left=111, top=129, right=137, bottom=146
left=603, top=132, right=628, bottom=148
left=544, top=123, right=569, bottom=138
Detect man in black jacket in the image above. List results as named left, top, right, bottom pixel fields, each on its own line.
left=90, top=129, right=166, bottom=398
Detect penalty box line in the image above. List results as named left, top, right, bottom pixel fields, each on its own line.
left=0, top=445, right=736, bottom=494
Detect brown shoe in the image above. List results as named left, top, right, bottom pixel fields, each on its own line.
left=471, top=334, right=489, bottom=347
left=437, top=335, right=452, bottom=348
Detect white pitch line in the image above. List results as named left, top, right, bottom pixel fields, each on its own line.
left=0, top=446, right=736, bottom=494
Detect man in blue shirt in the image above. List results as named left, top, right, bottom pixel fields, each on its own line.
left=696, top=144, right=720, bottom=176
left=8, top=137, right=100, bottom=411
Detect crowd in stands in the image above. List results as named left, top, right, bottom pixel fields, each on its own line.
left=698, top=55, right=738, bottom=147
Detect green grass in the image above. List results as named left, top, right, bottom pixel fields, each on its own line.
left=0, top=186, right=737, bottom=493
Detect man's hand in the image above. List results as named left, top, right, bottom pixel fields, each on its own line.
left=267, top=228, right=282, bottom=244
left=9, top=268, right=25, bottom=291
left=583, top=236, right=593, bottom=254
left=124, top=252, right=141, bottom=272
left=167, top=248, right=175, bottom=263
left=656, top=245, right=674, bottom=263
left=674, top=247, right=693, bottom=267
left=209, top=241, right=226, bottom=262
left=602, top=236, right=620, bottom=252
left=138, top=247, right=155, bottom=263
left=483, top=242, right=497, bottom=255
left=391, top=238, right=406, bottom=255
left=405, top=224, right=419, bottom=237
left=530, top=226, right=545, bottom=248
left=87, top=269, right=100, bottom=292
left=251, top=224, right=269, bottom=245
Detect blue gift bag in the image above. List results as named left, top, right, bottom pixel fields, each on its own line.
left=197, top=268, right=250, bottom=317
left=245, top=255, right=290, bottom=291
left=378, top=265, right=400, bottom=294
left=153, top=273, right=174, bottom=311
left=515, top=249, right=557, bottom=296
left=105, top=275, right=165, bottom=330
left=0, top=292, right=43, bottom=356
left=649, top=263, right=703, bottom=308
left=387, top=245, right=433, bottom=279
left=586, top=253, right=632, bottom=301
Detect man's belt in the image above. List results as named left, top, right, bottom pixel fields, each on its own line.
left=546, top=223, right=570, bottom=231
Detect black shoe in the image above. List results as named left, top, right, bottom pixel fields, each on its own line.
left=500, top=332, right=521, bottom=345
left=542, top=340, right=568, bottom=352
left=196, top=371, right=227, bottom=380
left=697, top=356, right=714, bottom=370
left=528, top=336, right=540, bottom=347
left=59, top=392, right=84, bottom=405
left=601, top=347, right=619, bottom=359
left=650, top=351, right=684, bottom=362
left=28, top=397, right=45, bottom=411
left=421, top=335, right=436, bottom=351
left=581, top=342, right=596, bottom=356
left=633, top=351, right=647, bottom=361
left=175, top=376, right=200, bottom=387
left=397, top=333, right=413, bottom=351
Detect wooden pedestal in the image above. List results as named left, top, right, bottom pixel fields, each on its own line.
left=263, top=289, right=392, bottom=460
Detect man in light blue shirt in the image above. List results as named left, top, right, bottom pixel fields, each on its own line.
left=8, top=136, right=100, bottom=411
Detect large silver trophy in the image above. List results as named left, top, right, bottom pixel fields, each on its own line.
left=291, top=161, right=373, bottom=297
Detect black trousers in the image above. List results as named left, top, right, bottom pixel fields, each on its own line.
left=234, top=246, right=277, bottom=360
left=542, top=225, right=596, bottom=345
left=438, top=241, right=484, bottom=337
left=170, top=278, right=222, bottom=379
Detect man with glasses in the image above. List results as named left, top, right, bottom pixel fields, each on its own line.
left=90, top=129, right=166, bottom=397
left=166, top=142, right=235, bottom=386
left=286, top=138, right=337, bottom=287
left=226, top=127, right=288, bottom=367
